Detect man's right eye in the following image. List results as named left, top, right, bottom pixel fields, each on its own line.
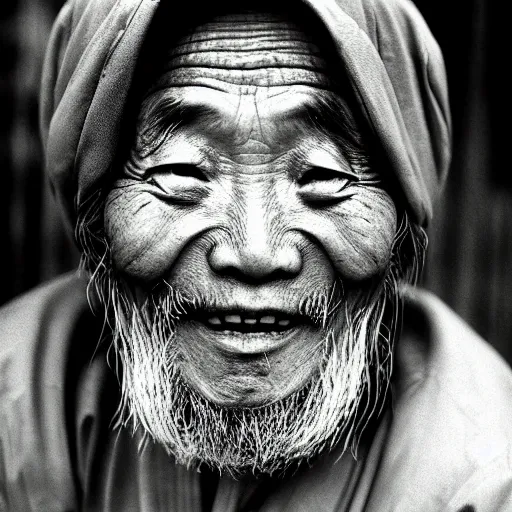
left=147, top=164, right=210, bottom=204
left=165, top=164, right=208, bottom=182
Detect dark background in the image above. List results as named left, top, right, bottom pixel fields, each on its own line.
left=1, top=0, right=511, bottom=361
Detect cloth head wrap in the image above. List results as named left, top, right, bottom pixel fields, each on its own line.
left=40, top=0, right=451, bottom=228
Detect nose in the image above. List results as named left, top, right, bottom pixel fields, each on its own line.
left=208, top=205, right=302, bottom=283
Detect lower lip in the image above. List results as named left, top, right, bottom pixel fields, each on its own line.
left=186, top=320, right=311, bottom=355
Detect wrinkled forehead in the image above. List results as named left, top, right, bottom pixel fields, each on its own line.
left=141, top=2, right=344, bottom=95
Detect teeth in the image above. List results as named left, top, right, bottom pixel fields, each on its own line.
left=206, top=314, right=293, bottom=329
left=225, top=314, right=241, bottom=324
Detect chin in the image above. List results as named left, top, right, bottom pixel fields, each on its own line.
left=174, top=310, right=326, bottom=407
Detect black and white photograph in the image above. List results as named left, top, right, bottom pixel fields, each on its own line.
left=0, top=0, right=511, bottom=510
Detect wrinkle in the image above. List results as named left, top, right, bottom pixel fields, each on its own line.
left=150, top=11, right=332, bottom=90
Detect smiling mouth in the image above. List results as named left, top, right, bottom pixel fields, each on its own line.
left=179, top=308, right=318, bottom=354
left=191, top=310, right=309, bottom=334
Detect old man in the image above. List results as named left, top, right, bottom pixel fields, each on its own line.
left=1, top=0, right=512, bottom=510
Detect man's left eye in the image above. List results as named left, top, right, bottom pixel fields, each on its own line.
left=298, top=166, right=357, bottom=203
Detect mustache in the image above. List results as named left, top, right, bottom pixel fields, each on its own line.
left=140, top=279, right=345, bottom=328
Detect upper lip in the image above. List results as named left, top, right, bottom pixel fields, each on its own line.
left=200, top=302, right=298, bottom=315
left=199, top=306, right=297, bottom=316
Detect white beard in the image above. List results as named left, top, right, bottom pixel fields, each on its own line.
left=106, top=277, right=396, bottom=477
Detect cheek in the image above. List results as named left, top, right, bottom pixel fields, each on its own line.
left=301, top=188, right=397, bottom=280
left=104, top=183, right=213, bottom=282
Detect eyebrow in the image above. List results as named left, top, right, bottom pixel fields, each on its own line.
left=149, top=97, right=213, bottom=126
left=288, top=93, right=365, bottom=148
left=137, top=95, right=219, bottom=155
left=139, top=89, right=366, bottom=159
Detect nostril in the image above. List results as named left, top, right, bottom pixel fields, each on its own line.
left=207, top=243, right=302, bottom=282
left=207, top=244, right=239, bottom=275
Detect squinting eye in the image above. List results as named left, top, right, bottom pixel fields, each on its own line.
left=298, top=166, right=357, bottom=205
left=161, top=164, right=208, bottom=181
left=298, top=166, right=358, bottom=185
left=147, top=164, right=209, bottom=204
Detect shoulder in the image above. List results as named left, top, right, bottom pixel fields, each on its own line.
left=0, top=273, right=94, bottom=511
left=368, top=288, right=512, bottom=511
left=399, top=287, right=512, bottom=432
left=0, top=272, right=90, bottom=385
left=0, top=271, right=88, bottom=323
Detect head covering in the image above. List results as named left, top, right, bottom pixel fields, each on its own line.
left=40, top=0, right=451, bottom=228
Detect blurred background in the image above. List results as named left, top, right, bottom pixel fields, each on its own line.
left=1, top=0, right=511, bottom=362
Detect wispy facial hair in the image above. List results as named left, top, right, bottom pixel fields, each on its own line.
left=77, top=191, right=426, bottom=477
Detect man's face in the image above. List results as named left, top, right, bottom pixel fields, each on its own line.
left=101, top=10, right=398, bottom=472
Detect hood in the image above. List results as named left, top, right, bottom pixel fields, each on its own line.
left=40, top=0, right=451, bottom=229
